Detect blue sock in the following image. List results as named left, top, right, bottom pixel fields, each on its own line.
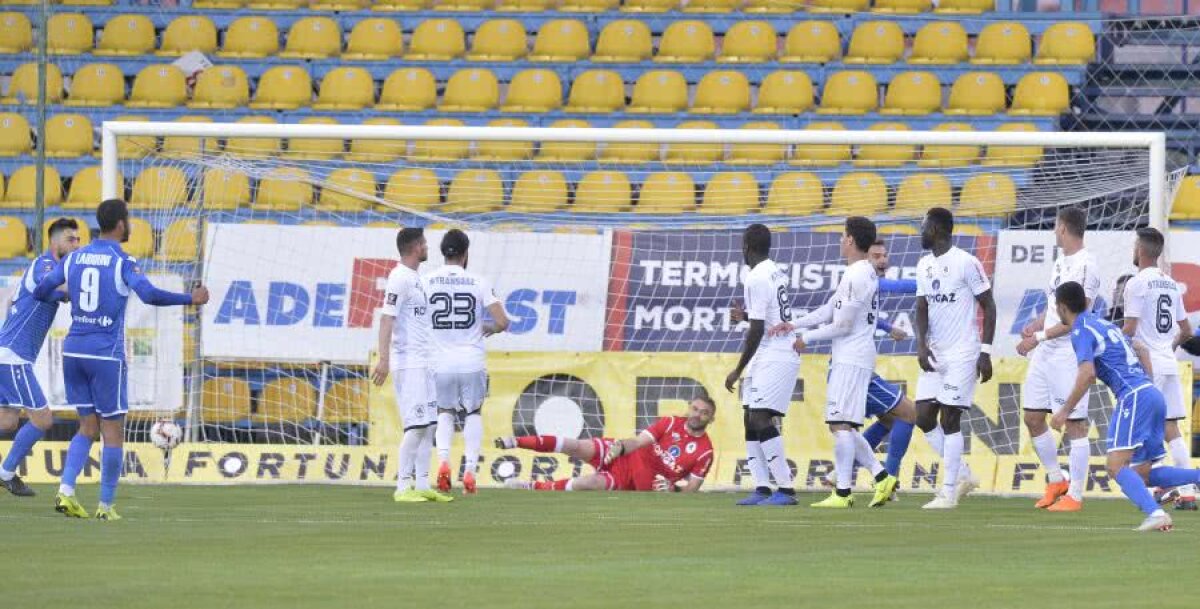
left=1, top=422, right=45, bottom=474
left=862, top=421, right=889, bottom=449
left=1115, top=467, right=1160, bottom=515
left=1148, top=467, right=1200, bottom=489
left=60, top=433, right=94, bottom=492
left=99, top=446, right=122, bottom=506
left=884, top=419, right=914, bottom=478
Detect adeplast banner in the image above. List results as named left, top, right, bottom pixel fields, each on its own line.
left=201, top=224, right=612, bottom=362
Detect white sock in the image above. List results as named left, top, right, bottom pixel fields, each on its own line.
left=0, top=467, right=12, bottom=481
left=853, top=431, right=885, bottom=477
left=942, top=431, right=964, bottom=497
left=435, top=411, right=455, bottom=464
left=462, top=413, right=483, bottom=476
left=415, top=427, right=434, bottom=491
left=1169, top=436, right=1191, bottom=469
left=564, top=479, right=575, bottom=492
left=58, top=483, right=75, bottom=496
left=1031, top=431, right=1065, bottom=483
left=834, top=430, right=855, bottom=490
left=760, top=435, right=794, bottom=489
left=396, top=428, right=422, bottom=491
left=745, top=440, right=771, bottom=488
left=1068, top=438, right=1089, bottom=500
left=925, top=426, right=945, bottom=455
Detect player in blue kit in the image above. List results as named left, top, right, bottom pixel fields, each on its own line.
left=0, top=218, right=82, bottom=497
left=32, top=200, right=209, bottom=520
left=1052, top=281, right=1200, bottom=532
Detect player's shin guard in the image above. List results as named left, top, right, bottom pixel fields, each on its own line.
left=515, top=435, right=563, bottom=453
left=462, top=413, right=483, bottom=476
left=941, top=431, right=964, bottom=498
left=435, top=411, right=455, bottom=464
left=58, top=433, right=93, bottom=496
left=1031, top=431, right=1066, bottom=483
left=1116, top=467, right=1161, bottom=515
left=98, top=446, right=122, bottom=507
left=833, top=430, right=855, bottom=494
left=0, top=422, right=44, bottom=480
left=1148, top=467, right=1200, bottom=489
left=759, top=427, right=793, bottom=491
left=415, top=427, right=434, bottom=491
left=1068, top=438, right=1089, bottom=501
left=924, top=426, right=944, bottom=456
left=852, top=431, right=885, bottom=478
left=396, top=428, right=422, bottom=491
left=884, top=420, right=913, bottom=478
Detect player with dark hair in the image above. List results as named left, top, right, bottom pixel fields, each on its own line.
left=33, top=200, right=208, bottom=519
left=0, top=218, right=81, bottom=496
left=497, top=396, right=716, bottom=492
left=1107, top=273, right=1134, bottom=323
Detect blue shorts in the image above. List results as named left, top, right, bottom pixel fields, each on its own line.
left=1107, top=383, right=1167, bottom=466
left=64, top=355, right=128, bottom=419
left=0, top=362, right=47, bottom=410
left=866, top=374, right=904, bottom=419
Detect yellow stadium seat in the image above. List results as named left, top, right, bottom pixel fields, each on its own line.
left=158, top=16, right=218, bottom=56
left=438, top=0, right=493, bottom=10
left=792, top=121, right=849, bottom=166
left=66, top=166, right=123, bottom=209
left=123, top=217, right=154, bottom=259
left=781, top=21, right=840, bottom=63
left=378, top=68, right=437, bottom=111
left=497, top=0, right=556, bottom=10
left=314, top=67, right=375, bottom=110
left=440, top=68, right=500, bottom=112
left=45, top=114, right=93, bottom=157
left=818, top=71, right=878, bottom=114
left=808, top=0, right=868, bottom=10
left=0, top=12, right=32, bottom=53
left=371, top=0, right=429, bottom=9
left=384, top=169, right=441, bottom=211
left=845, top=22, right=905, bottom=64
left=64, top=63, right=124, bottom=107
left=407, top=19, right=466, bottom=60
left=872, top=0, right=931, bottom=12
left=502, top=70, right=562, bottom=112
left=665, top=120, right=722, bottom=164
left=718, top=21, right=776, bottom=63
left=730, top=121, right=785, bottom=165
left=700, top=172, right=760, bottom=214
left=984, top=122, right=1042, bottom=167
left=894, top=173, right=951, bottom=216
left=560, top=0, right=619, bottom=10
left=636, top=173, right=695, bottom=214
left=1010, top=72, right=1070, bottom=116
left=855, top=122, right=914, bottom=167
left=47, top=13, right=92, bottom=55
left=347, top=117, right=406, bottom=162
left=935, top=0, right=992, bottom=11
left=110, top=115, right=152, bottom=160
left=282, top=17, right=342, bottom=59
left=188, top=66, right=250, bottom=109
left=313, top=0, right=369, bottom=7
left=628, top=71, right=688, bottom=113
left=529, top=19, right=589, bottom=61
left=876, top=224, right=919, bottom=236
left=742, top=0, right=798, bottom=11
left=573, top=171, right=631, bottom=213
left=951, top=223, right=985, bottom=237
left=445, top=169, right=503, bottom=213
left=247, top=0, right=308, bottom=9
left=909, top=22, right=968, bottom=64
left=162, top=116, right=217, bottom=158
left=881, top=72, right=942, bottom=115
left=250, top=66, right=313, bottom=110
left=973, top=22, right=1031, bottom=65
left=510, top=171, right=568, bottom=213
left=656, top=21, right=714, bottom=62
left=192, top=0, right=247, bottom=7
left=201, top=378, right=252, bottom=424
left=564, top=70, right=625, bottom=113
left=2, top=62, right=63, bottom=104
left=286, top=117, right=342, bottom=160
left=255, top=379, right=315, bottom=425
left=218, top=17, right=280, bottom=58
left=0, top=217, right=27, bottom=258
left=323, top=379, right=369, bottom=424
left=535, top=119, right=594, bottom=162
left=946, top=72, right=1006, bottom=115
left=684, top=0, right=739, bottom=11
left=128, top=65, right=188, bottom=108
left=958, top=173, right=1017, bottom=217
left=94, top=13, right=154, bottom=56
left=621, top=0, right=678, bottom=11
left=318, top=168, right=377, bottom=211
left=754, top=71, right=814, bottom=114
left=467, top=19, right=528, bottom=61
left=0, top=113, right=30, bottom=156
left=764, top=172, right=823, bottom=215
left=830, top=172, right=887, bottom=216
left=199, top=168, right=251, bottom=210
left=410, top=119, right=469, bottom=161
left=131, top=167, right=188, bottom=210
left=1036, top=22, right=1095, bottom=65
left=3, top=165, right=61, bottom=208
left=693, top=71, right=751, bottom=114
left=1171, top=176, right=1200, bottom=220
left=345, top=18, right=403, bottom=60
left=593, top=20, right=652, bottom=62
left=226, top=116, right=280, bottom=157
left=255, top=168, right=313, bottom=211
left=599, top=120, right=658, bottom=164
left=920, top=123, right=978, bottom=167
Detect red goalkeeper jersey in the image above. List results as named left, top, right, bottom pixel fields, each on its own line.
left=628, top=416, right=714, bottom=490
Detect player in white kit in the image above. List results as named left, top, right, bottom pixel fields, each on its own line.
left=428, top=229, right=510, bottom=496
left=1015, top=207, right=1100, bottom=512
left=725, top=224, right=802, bottom=506
left=914, top=208, right=998, bottom=510
left=1121, top=227, right=1197, bottom=510
left=371, top=228, right=452, bottom=504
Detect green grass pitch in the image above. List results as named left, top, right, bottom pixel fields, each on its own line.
left=3, top=485, right=1196, bottom=609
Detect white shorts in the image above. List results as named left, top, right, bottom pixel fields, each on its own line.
left=1155, top=373, right=1187, bottom=421
left=435, top=370, right=488, bottom=414
left=1023, top=345, right=1089, bottom=421
left=915, top=355, right=978, bottom=408
left=393, top=367, right=437, bottom=431
left=742, top=359, right=800, bottom=416
left=825, top=363, right=872, bottom=426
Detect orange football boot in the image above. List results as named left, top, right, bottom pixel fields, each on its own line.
left=1035, top=480, right=1069, bottom=508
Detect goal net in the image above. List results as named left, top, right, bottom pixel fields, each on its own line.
left=94, top=120, right=1180, bottom=491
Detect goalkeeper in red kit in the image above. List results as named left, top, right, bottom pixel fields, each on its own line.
left=496, top=396, right=716, bottom=492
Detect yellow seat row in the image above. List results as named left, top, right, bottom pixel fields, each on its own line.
left=201, top=377, right=368, bottom=424
left=0, top=0, right=997, bottom=12
left=0, top=212, right=202, bottom=262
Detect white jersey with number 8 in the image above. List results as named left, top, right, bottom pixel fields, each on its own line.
left=743, top=259, right=799, bottom=365
left=425, top=265, right=501, bottom=374
left=1123, top=267, right=1185, bottom=376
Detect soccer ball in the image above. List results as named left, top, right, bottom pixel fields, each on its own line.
left=150, top=420, right=183, bottom=450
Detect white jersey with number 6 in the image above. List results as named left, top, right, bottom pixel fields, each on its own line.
left=743, top=259, right=799, bottom=365
left=915, top=246, right=991, bottom=362
left=425, top=265, right=501, bottom=374
left=382, top=264, right=432, bottom=371
left=1123, top=266, right=1185, bottom=376
left=829, top=259, right=879, bottom=370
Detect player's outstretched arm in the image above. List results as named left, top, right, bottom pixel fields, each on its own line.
left=606, top=431, right=656, bottom=465
left=125, top=266, right=207, bottom=307
left=878, top=277, right=917, bottom=294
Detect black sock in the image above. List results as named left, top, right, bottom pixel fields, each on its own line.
left=755, top=486, right=771, bottom=495
left=875, top=470, right=890, bottom=483
left=836, top=488, right=851, bottom=498
left=778, top=487, right=795, bottom=496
